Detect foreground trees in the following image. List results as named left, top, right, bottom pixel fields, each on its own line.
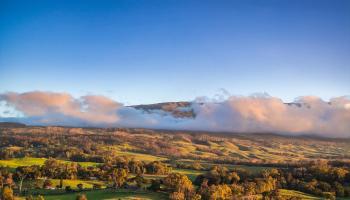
left=190, top=163, right=350, bottom=199
left=76, top=194, right=87, bottom=200
left=1, top=186, right=14, bottom=200
left=1, top=159, right=349, bottom=200
left=111, top=168, right=128, bottom=188
left=0, top=126, right=349, bottom=200
left=164, top=173, right=194, bottom=200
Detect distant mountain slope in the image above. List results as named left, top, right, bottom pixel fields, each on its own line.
left=131, top=101, right=195, bottom=118
left=0, top=122, right=26, bottom=128
left=131, top=101, right=315, bottom=119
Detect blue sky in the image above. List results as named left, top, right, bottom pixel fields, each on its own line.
left=1, top=0, right=349, bottom=105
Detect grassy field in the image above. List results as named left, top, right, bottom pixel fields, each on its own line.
left=108, top=146, right=167, bottom=162
left=172, top=168, right=205, bottom=181
left=177, top=159, right=271, bottom=174
left=41, top=189, right=167, bottom=200
left=115, top=150, right=167, bottom=162
left=0, top=157, right=98, bottom=169
left=23, top=179, right=107, bottom=190
left=0, top=157, right=47, bottom=168
left=21, top=188, right=339, bottom=200
left=279, top=189, right=321, bottom=200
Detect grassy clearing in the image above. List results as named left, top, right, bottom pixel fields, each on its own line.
left=0, top=157, right=98, bottom=169
left=23, top=179, right=106, bottom=190
left=138, top=169, right=204, bottom=181
left=115, top=150, right=167, bottom=162
left=41, top=189, right=167, bottom=200
left=279, top=189, right=321, bottom=200
left=0, top=157, right=47, bottom=168
left=228, top=164, right=271, bottom=174
left=177, top=159, right=271, bottom=174
left=107, top=145, right=167, bottom=162
left=172, top=169, right=205, bottom=181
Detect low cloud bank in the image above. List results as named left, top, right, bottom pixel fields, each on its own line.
left=0, top=92, right=121, bottom=125
left=1, top=91, right=349, bottom=137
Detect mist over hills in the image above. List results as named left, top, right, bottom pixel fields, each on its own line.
left=0, top=91, right=350, bottom=137
left=131, top=101, right=331, bottom=119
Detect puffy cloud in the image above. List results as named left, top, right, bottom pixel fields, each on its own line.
left=0, top=91, right=121, bottom=125
left=188, top=95, right=350, bottom=137
left=0, top=91, right=349, bottom=137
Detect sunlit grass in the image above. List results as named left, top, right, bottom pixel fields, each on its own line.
left=279, top=189, right=321, bottom=200
left=0, top=157, right=98, bottom=169
left=44, top=189, right=167, bottom=200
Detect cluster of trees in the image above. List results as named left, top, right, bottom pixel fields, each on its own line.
left=137, top=161, right=350, bottom=200
left=279, top=161, right=350, bottom=198
left=0, top=167, right=44, bottom=200
left=160, top=170, right=283, bottom=200
left=2, top=160, right=350, bottom=200
left=0, top=157, right=172, bottom=199
left=195, top=166, right=279, bottom=200
left=1, top=167, right=15, bottom=200
left=15, top=158, right=171, bottom=189
left=176, top=162, right=350, bottom=200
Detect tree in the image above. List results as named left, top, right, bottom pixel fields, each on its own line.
left=169, top=192, right=185, bottom=200
left=0, top=172, right=4, bottom=189
left=243, top=182, right=257, bottom=195
left=146, top=161, right=172, bottom=175
left=257, top=176, right=277, bottom=193
left=322, top=192, right=336, bottom=200
left=331, top=168, right=348, bottom=182
left=2, top=186, right=14, bottom=200
left=225, top=172, right=240, bottom=184
left=207, top=166, right=229, bottom=185
left=269, top=168, right=280, bottom=178
left=192, top=194, right=202, bottom=200
left=334, top=182, right=345, bottom=197
left=198, top=179, right=210, bottom=200
left=208, top=184, right=232, bottom=200
left=37, top=195, right=45, bottom=200
left=164, top=173, right=194, bottom=199
left=134, top=174, right=146, bottom=189
left=262, top=190, right=281, bottom=200
left=59, top=178, right=63, bottom=189
left=318, top=181, right=331, bottom=192
left=148, top=179, right=161, bottom=191
left=112, top=168, right=128, bottom=188
left=3, top=173, right=13, bottom=188
left=16, top=166, right=31, bottom=194
left=76, top=194, right=88, bottom=200
left=43, top=179, right=53, bottom=189
left=65, top=186, right=73, bottom=192
left=230, top=183, right=243, bottom=196
left=192, top=163, right=203, bottom=170
left=77, top=183, right=84, bottom=191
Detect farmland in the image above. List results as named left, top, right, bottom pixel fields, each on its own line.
left=24, top=190, right=168, bottom=200
left=0, top=157, right=97, bottom=169
left=1, top=125, right=350, bottom=199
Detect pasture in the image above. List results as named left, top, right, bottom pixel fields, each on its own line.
left=40, top=189, right=167, bottom=200
left=279, top=189, right=321, bottom=200
left=0, top=157, right=98, bottom=169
